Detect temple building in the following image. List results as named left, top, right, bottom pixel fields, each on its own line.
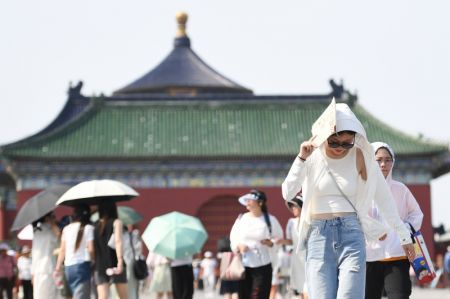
left=1, top=13, right=449, bottom=255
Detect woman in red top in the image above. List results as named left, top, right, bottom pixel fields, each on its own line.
left=0, top=243, right=16, bottom=299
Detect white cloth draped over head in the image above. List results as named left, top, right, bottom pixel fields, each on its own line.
left=367, top=141, right=423, bottom=261
left=282, top=100, right=412, bottom=253
left=371, top=142, right=395, bottom=181
left=370, top=142, right=396, bottom=218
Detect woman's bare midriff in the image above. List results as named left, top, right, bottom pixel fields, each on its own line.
left=311, top=212, right=356, bottom=220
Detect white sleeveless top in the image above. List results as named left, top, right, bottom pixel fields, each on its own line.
left=310, top=148, right=358, bottom=214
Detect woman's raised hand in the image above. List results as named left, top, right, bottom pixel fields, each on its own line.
left=299, top=136, right=317, bottom=160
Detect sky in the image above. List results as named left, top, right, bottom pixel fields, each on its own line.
left=1, top=1, right=449, bottom=228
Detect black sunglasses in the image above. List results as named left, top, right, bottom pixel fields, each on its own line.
left=327, top=141, right=355, bottom=149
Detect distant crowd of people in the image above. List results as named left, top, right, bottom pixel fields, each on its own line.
left=1, top=201, right=145, bottom=299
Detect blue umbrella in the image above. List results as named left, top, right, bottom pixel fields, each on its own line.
left=142, top=211, right=208, bottom=259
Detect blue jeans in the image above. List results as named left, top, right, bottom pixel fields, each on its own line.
left=306, top=214, right=366, bottom=299
left=65, top=261, right=91, bottom=298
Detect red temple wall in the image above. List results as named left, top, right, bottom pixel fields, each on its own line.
left=12, top=184, right=433, bottom=257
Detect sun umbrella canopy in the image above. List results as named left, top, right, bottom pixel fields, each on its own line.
left=17, top=224, right=33, bottom=240
left=11, top=184, right=72, bottom=231
left=56, top=179, right=139, bottom=206
left=142, top=211, right=208, bottom=259
left=91, top=206, right=143, bottom=225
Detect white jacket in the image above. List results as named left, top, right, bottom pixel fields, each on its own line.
left=281, top=103, right=411, bottom=253
left=366, top=142, right=423, bottom=261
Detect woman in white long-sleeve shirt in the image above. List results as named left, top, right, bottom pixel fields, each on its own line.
left=229, top=189, right=283, bottom=299
left=281, top=101, right=415, bottom=299
left=31, top=212, right=62, bottom=299
left=365, top=142, right=423, bottom=299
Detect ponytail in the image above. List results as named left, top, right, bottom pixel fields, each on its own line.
left=73, top=204, right=91, bottom=251
left=250, top=189, right=272, bottom=236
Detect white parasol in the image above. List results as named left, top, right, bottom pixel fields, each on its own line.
left=56, top=179, right=139, bottom=206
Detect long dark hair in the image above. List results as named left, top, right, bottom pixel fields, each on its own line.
left=32, top=212, right=54, bottom=232
left=73, top=204, right=91, bottom=251
left=97, top=201, right=118, bottom=236
left=250, top=189, right=272, bottom=235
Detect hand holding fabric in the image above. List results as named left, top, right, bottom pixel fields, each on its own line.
left=298, top=136, right=317, bottom=160
left=378, top=233, right=387, bottom=241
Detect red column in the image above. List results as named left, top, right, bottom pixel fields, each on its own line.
left=0, top=201, right=5, bottom=240
left=408, top=184, right=434, bottom=259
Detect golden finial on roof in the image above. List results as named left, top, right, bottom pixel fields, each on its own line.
left=176, top=11, right=188, bottom=37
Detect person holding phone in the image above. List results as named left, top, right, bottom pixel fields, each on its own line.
left=230, top=189, right=283, bottom=299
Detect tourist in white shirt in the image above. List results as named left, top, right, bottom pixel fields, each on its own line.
left=200, top=251, right=217, bottom=296
left=230, top=189, right=283, bottom=299
left=17, top=246, right=33, bottom=299
left=277, top=195, right=307, bottom=299
left=170, top=256, right=194, bottom=299
left=55, top=204, right=94, bottom=299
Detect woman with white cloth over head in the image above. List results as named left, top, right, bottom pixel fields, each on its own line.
left=229, top=189, right=283, bottom=299
left=31, top=212, right=62, bottom=299
left=281, top=100, right=415, bottom=299
left=365, top=142, right=423, bottom=299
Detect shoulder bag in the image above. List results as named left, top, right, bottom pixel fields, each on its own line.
left=129, top=233, right=149, bottom=280
left=219, top=252, right=245, bottom=281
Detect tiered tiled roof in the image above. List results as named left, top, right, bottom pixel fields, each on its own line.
left=114, top=12, right=252, bottom=95
left=0, top=12, right=447, bottom=179
left=2, top=97, right=446, bottom=159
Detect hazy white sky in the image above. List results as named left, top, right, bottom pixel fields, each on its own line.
left=1, top=1, right=449, bottom=228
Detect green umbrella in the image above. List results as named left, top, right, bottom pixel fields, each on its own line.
left=142, top=211, right=208, bottom=259
left=91, top=206, right=143, bottom=225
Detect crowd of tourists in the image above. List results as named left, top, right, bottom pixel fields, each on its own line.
left=2, top=101, right=442, bottom=299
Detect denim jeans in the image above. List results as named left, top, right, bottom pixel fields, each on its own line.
left=306, top=214, right=366, bottom=299
left=65, top=261, right=91, bottom=298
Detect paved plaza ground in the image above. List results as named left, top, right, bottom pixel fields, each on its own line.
left=138, top=286, right=450, bottom=299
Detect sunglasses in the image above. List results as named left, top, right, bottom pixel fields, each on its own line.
left=327, top=140, right=355, bottom=149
